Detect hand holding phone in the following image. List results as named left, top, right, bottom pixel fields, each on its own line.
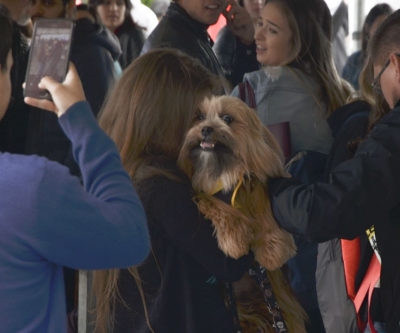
left=24, top=62, right=85, bottom=117
left=24, top=18, right=74, bottom=101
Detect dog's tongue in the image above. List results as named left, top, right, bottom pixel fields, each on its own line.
left=200, top=141, right=215, bottom=149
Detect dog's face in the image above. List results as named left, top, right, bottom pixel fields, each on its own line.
left=178, top=96, right=285, bottom=193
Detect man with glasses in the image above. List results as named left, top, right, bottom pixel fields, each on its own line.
left=371, top=53, right=400, bottom=98
left=267, top=9, right=400, bottom=333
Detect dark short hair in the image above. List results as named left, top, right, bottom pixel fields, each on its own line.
left=0, top=4, right=13, bottom=72
left=361, top=3, right=393, bottom=54
left=88, top=0, right=132, bottom=17
left=369, top=9, right=400, bottom=66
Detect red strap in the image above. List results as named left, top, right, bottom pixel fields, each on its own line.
left=353, top=254, right=381, bottom=333
left=341, top=238, right=361, bottom=300
left=238, top=82, right=246, bottom=102
left=245, top=80, right=256, bottom=109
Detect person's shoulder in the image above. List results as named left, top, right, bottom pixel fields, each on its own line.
left=0, top=153, right=68, bottom=190
left=243, top=66, right=312, bottom=90
left=347, top=50, right=362, bottom=61
left=143, top=17, right=199, bottom=55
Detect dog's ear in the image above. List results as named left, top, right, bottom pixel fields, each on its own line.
left=240, top=102, right=284, bottom=161
left=232, top=100, right=285, bottom=179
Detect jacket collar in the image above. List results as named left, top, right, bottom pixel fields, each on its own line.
left=166, top=2, right=211, bottom=44
left=394, top=99, right=400, bottom=109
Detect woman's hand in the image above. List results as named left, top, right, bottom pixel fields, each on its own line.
left=222, top=0, right=255, bottom=45
left=24, top=62, right=86, bottom=117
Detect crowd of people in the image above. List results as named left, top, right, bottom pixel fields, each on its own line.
left=1, top=0, right=400, bottom=333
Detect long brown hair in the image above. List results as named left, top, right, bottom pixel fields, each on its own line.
left=93, top=49, right=220, bottom=333
left=265, top=0, right=353, bottom=113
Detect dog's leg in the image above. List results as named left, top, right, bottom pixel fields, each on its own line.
left=196, top=194, right=254, bottom=259
left=246, top=183, right=297, bottom=271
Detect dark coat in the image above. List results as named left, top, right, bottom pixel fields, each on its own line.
left=324, top=100, right=370, bottom=176
left=213, top=25, right=261, bottom=76
left=115, top=17, right=145, bottom=69
left=142, top=2, right=258, bottom=88
left=113, top=163, right=253, bottom=333
left=0, top=23, right=29, bottom=154
left=269, top=99, right=400, bottom=333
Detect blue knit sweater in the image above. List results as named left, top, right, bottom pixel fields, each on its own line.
left=0, top=101, right=150, bottom=332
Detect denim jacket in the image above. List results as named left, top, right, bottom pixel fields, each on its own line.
left=232, top=66, right=333, bottom=155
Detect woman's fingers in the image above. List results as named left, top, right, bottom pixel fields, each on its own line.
left=24, top=62, right=86, bottom=117
left=24, top=96, right=57, bottom=113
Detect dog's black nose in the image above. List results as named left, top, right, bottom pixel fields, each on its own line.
left=201, top=126, right=213, bottom=136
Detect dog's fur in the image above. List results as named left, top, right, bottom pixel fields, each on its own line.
left=178, top=96, right=306, bottom=333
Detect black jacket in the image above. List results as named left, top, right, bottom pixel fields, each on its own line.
left=115, top=17, right=145, bottom=69
left=269, top=100, right=400, bottom=333
left=324, top=100, right=370, bottom=176
left=141, top=2, right=258, bottom=88
left=0, top=23, right=29, bottom=154
left=213, top=25, right=260, bottom=76
left=113, top=163, right=253, bottom=333
left=25, top=18, right=121, bottom=176
left=70, top=18, right=121, bottom=115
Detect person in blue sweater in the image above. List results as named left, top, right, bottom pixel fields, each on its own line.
left=0, top=6, right=150, bottom=333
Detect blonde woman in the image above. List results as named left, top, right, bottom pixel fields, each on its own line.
left=231, top=1, right=353, bottom=332
left=232, top=0, right=353, bottom=155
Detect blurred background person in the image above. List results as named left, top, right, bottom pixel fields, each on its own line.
left=329, top=0, right=349, bottom=76
left=213, top=0, right=264, bottom=74
left=142, top=0, right=259, bottom=90
left=89, top=0, right=145, bottom=69
left=130, top=0, right=158, bottom=37
left=150, top=0, right=170, bottom=21
left=342, top=3, right=393, bottom=90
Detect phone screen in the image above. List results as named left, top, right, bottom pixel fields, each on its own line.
left=24, top=19, right=74, bottom=100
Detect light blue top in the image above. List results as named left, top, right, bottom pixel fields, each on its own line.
left=0, top=101, right=150, bottom=333
left=232, top=66, right=333, bottom=155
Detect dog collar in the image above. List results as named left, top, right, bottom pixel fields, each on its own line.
left=208, top=178, right=243, bottom=208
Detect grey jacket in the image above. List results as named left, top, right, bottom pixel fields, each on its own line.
left=232, top=66, right=333, bottom=155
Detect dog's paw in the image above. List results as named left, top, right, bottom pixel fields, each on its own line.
left=196, top=196, right=253, bottom=258
left=252, top=229, right=297, bottom=270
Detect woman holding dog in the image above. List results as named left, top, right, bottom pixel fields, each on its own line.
left=92, top=49, right=260, bottom=333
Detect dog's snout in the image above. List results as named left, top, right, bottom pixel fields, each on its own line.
left=201, top=126, right=213, bottom=136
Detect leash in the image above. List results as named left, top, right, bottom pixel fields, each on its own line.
left=225, top=263, right=289, bottom=333
left=249, top=263, right=289, bottom=333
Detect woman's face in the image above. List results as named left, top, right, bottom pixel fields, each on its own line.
left=0, top=51, right=13, bottom=122
left=243, top=0, right=263, bottom=21
left=254, top=2, right=294, bottom=66
left=97, top=0, right=126, bottom=32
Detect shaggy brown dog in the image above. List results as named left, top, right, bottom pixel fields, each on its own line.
left=178, top=96, right=306, bottom=333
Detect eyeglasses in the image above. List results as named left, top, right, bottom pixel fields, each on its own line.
left=371, top=53, right=400, bottom=93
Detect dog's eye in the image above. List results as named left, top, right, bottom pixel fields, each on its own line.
left=222, top=115, right=233, bottom=124
left=197, top=114, right=205, bottom=121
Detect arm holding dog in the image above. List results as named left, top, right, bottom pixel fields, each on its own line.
left=140, top=172, right=254, bottom=282
left=269, top=108, right=400, bottom=242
